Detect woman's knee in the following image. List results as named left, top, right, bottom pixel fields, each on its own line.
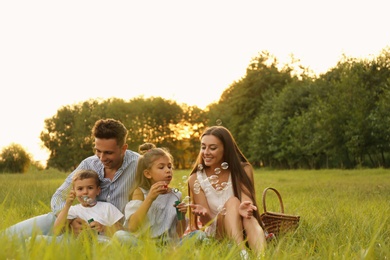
left=224, top=196, right=240, bottom=209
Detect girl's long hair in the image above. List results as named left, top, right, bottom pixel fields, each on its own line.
left=128, top=143, right=173, bottom=200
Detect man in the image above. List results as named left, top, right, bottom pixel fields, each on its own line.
left=4, top=118, right=139, bottom=239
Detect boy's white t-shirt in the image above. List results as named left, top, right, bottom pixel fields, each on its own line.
left=67, top=201, right=124, bottom=227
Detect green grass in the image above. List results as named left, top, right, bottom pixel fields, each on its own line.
left=1, top=169, right=389, bottom=259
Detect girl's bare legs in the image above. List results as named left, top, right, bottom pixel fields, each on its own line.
left=243, top=217, right=266, bottom=255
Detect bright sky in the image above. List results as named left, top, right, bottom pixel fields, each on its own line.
left=1, top=0, right=389, bottom=165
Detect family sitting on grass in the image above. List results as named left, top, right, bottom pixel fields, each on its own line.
left=2, top=118, right=267, bottom=259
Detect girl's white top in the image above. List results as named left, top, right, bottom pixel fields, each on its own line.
left=124, top=188, right=182, bottom=240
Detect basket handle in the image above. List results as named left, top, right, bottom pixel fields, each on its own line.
left=262, top=187, right=284, bottom=213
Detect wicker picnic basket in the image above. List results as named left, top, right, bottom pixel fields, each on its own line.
left=260, top=187, right=300, bottom=236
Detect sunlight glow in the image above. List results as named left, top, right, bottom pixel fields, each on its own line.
left=1, top=1, right=389, bottom=165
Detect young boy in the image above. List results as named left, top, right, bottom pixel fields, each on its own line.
left=53, top=169, right=124, bottom=241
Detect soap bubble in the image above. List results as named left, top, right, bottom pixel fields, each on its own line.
left=208, top=175, right=219, bottom=185
left=221, top=162, right=229, bottom=170
left=193, top=180, right=201, bottom=194
left=182, top=196, right=191, bottom=206
left=216, top=119, right=222, bottom=125
left=194, top=182, right=201, bottom=189
left=217, top=205, right=227, bottom=215
left=82, top=196, right=96, bottom=206
left=214, top=167, right=221, bottom=175
left=221, top=182, right=228, bottom=189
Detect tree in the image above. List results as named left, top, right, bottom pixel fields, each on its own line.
left=0, top=143, right=32, bottom=173
left=40, top=97, right=196, bottom=171
left=207, top=51, right=304, bottom=159
left=249, top=47, right=390, bottom=169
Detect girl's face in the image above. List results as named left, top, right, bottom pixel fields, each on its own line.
left=201, top=134, right=224, bottom=168
left=73, top=178, right=101, bottom=205
left=144, top=155, right=173, bottom=185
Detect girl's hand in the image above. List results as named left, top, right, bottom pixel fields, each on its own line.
left=148, top=181, right=169, bottom=200
left=239, top=201, right=257, bottom=219
left=174, top=201, right=188, bottom=215
left=189, top=204, right=207, bottom=217
left=89, top=220, right=105, bottom=234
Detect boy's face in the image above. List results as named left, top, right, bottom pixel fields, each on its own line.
left=73, top=178, right=101, bottom=206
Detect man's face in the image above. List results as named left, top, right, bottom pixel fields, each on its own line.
left=93, top=138, right=126, bottom=170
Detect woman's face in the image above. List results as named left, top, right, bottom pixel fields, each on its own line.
left=200, top=134, right=224, bottom=168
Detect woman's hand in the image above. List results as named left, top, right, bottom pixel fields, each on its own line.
left=239, top=201, right=257, bottom=219
left=189, top=204, right=207, bottom=217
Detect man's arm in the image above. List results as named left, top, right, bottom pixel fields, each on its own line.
left=53, top=190, right=75, bottom=235
left=50, top=176, right=73, bottom=214
left=51, top=160, right=91, bottom=214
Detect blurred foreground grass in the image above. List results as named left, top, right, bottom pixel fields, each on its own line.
left=0, top=168, right=389, bottom=259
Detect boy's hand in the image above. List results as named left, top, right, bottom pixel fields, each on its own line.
left=89, top=220, right=105, bottom=234
left=70, top=217, right=86, bottom=235
left=66, top=190, right=76, bottom=205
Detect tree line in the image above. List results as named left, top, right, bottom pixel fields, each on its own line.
left=2, top=47, right=390, bottom=172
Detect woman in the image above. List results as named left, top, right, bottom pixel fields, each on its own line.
left=188, top=126, right=266, bottom=258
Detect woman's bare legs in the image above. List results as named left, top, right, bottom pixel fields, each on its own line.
left=215, top=196, right=267, bottom=256
left=216, top=197, right=246, bottom=249
left=243, top=217, right=266, bottom=255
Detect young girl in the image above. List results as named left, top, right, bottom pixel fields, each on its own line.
left=188, top=126, right=266, bottom=258
left=54, top=169, right=124, bottom=241
left=121, top=143, right=187, bottom=245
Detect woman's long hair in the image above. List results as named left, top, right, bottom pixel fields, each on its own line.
left=189, top=126, right=262, bottom=229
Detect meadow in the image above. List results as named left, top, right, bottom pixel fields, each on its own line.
left=0, top=168, right=389, bottom=259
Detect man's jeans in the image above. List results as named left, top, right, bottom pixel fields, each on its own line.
left=2, top=212, right=56, bottom=241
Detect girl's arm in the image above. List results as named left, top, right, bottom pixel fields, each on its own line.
left=127, top=188, right=148, bottom=232
left=53, top=190, right=75, bottom=235
left=175, top=200, right=188, bottom=237
left=127, top=181, right=166, bottom=232
left=104, top=221, right=124, bottom=237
